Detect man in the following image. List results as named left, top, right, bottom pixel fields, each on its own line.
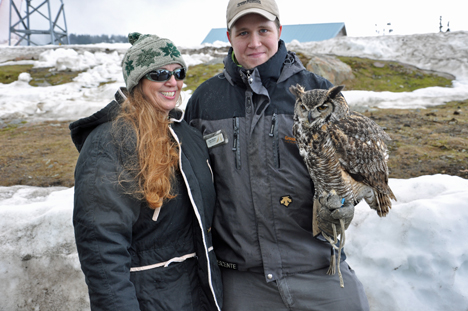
left=185, top=0, right=370, bottom=310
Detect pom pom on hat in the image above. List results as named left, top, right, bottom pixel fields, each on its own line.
left=128, top=32, right=142, bottom=45
left=122, top=32, right=186, bottom=93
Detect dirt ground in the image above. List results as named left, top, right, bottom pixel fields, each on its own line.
left=0, top=98, right=467, bottom=187
left=363, top=99, right=468, bottom=179
left=0, top=121, right=77, bottom=187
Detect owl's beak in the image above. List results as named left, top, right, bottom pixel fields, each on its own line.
left=308, top=111, right=313, bottom=124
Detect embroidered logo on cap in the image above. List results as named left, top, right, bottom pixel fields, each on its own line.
left=237, top=0, right=261, bottom=7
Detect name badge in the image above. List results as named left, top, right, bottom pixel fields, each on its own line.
left=204, top=130, right=228, bottom=149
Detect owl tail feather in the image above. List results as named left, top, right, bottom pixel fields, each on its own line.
left=322, top=219, right=346, bottom=288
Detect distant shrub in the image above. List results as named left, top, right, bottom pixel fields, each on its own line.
left=68, top=34, right=128, bottom=45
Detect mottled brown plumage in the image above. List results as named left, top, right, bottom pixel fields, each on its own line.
left=290, top=84, right=396, bottom=287
left=290, top=84, right=396, bottom=217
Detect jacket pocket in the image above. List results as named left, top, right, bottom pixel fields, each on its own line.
left=269, top=112, right=280, bottom=169
left=131, top=258, right=198, bottom=310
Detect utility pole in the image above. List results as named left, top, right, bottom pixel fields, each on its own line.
left=9, top=0, right=69, bottom=46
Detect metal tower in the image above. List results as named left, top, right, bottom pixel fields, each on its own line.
left=9, top=0, right=69, bottom=46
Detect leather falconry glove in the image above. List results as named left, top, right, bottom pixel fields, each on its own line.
left=317, top=191, right=355, bottom=237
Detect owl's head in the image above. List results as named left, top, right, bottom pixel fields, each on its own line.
left=290, top=84, right=349, bottom=126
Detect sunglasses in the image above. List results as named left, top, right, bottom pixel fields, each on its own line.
left=145, top=68, right=186, bottom=82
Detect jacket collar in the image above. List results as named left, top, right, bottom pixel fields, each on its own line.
left=169, top=108, right=184, bottom=122
left=115, top=86, right=128, bottom=104
left=224, top=40, right=288, bottom=87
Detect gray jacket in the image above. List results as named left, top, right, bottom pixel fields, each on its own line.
left=185, top=40, right=342, bottom=283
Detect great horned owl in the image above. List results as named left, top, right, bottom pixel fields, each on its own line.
left=290, top=84, right=396, bottom=217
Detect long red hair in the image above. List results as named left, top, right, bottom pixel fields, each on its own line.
left=114, top=84, right=179, bottom=209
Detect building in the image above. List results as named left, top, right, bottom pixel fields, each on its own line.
left=201, top=22, right=347, bottom=44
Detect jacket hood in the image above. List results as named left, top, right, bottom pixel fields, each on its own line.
left=69, top=88, right=126, bottom=152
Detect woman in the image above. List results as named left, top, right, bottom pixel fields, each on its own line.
left=70, top=33, right=223, bottom=311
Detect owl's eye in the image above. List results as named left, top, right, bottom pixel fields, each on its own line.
left=317, top=104, right=328, bottom=112
left=301, top=104, right=307, bottom=111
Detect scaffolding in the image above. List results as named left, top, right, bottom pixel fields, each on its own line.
left=9, top=0, right=69, bottom=46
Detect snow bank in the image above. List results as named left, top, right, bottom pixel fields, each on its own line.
left=1, top=175, right=467, bottom=310
left=0, top=187, right=89, bottom=310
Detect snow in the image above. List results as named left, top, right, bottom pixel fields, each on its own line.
left=1, top=32, right=468, bottom=310
left=348, top=175, right=468, bottom=310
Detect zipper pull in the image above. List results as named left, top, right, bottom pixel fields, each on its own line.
left=246, top=70, right=253, bottom=84
left=269, top=113, right=277, bottom=137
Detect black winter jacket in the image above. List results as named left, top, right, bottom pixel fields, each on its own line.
left=70, top=88, right=223, bottom=310
left=185, top=40, right=343, bottom=283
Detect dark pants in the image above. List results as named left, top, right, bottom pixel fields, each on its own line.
left=221, top=261, right=370, bottom=311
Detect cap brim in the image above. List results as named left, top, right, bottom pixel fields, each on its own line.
left=228, top=8, right=277, bottom=29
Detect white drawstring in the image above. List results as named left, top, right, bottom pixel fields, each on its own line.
left=130, top=252, right=196, bottom=272
left=130, top=247, right=214, bottom=272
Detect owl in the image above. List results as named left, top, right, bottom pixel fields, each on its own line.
left=290, top=84, right=396, bottom=218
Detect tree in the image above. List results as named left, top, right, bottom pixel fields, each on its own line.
left=68, top=34, right=127, bottom=45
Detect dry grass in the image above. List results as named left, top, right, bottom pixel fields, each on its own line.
left=363, top=99, right=468, bottom=179
left=0, top=54, right=466, bottom=187
left=0, top=121, right=78, bottom=187
left=0, top=99, right=466, bottom=187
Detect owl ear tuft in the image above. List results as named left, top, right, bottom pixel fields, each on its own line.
left=327, top=85, right=345, bottom=99
left=289, top=84, right=305, bottom=98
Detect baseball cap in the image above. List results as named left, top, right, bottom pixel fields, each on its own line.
left=226, top=0, right=280, bottom=29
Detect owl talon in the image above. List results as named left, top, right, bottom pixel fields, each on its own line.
left=319, top=190, right=343, bottom=210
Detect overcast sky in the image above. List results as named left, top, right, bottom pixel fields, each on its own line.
left=6, top=0, right=468, bottom=46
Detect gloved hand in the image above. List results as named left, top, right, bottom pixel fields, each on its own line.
left=317, top=190, right=354, bottom=237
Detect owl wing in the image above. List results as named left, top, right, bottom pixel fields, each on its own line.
left=329, top=112, right=391, bottom=192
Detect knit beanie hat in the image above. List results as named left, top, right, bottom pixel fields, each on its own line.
left=122, top=32, right=186, bottom=93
